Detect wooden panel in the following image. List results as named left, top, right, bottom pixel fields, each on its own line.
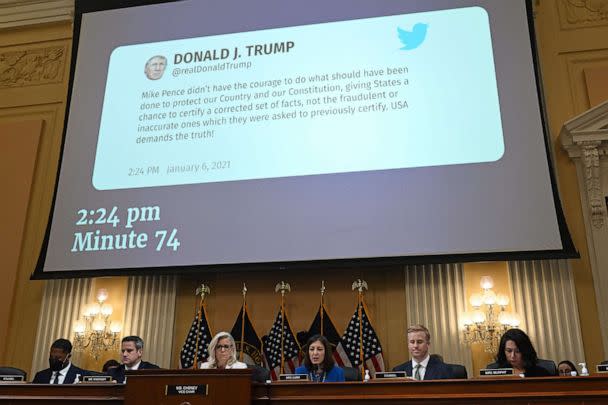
left=125, top=369, right=251, bottom=405
left=584, top=66, right=608, bottom=107
left=253, top=374, right=608, bottom=404
left=0, top=105, right=65, bottom=373
left=0, top=18, right=72, bottom=374
left=0, top=383, right=124, bottom=404
left=1, top=374, right=608, bottom=404
left=0, top=119, right=42, bottom=359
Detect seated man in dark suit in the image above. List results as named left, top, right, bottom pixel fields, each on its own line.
left=32, top=338, right=88, bottom=384
left=108, top=335, right=160, bottom=383
left=392, top=324, right=453, bottom=380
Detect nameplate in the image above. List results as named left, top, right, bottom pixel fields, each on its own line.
left=479, top=368, right=514, bottom=377
left=279, top=374, right=309, bottom=381
left=165, top=384, right=208, bottom=396
left=597, top=364, right=608, bottom=373
left=0, top=375, right=24, bottom=382
left=82, top=375, right=114, bottom=383
left=375, top=371, right=407, bottom=379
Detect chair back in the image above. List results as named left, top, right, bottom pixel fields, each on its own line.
left=0, top=366, right=27, bottom=380
left=486, top=360, right=557, bottom=376
left=343, top=367, right=361, bottom=381
left=485, top=361, right=500, bottom=369
left=249, top=365, right=270, bottom=383
left=537, top=359, right=557, bottom=376
left=448, top=363, right=468, bottom=379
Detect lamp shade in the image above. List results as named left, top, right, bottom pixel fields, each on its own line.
left=480, top=276, right=494, bottom=290
left=472, top=310, right=486, bottom=323
left=497, top=294, right=510, bottom=306
left=96, top=288, right=109, bottom=302
left=92, top=319, right=105, bottom=331
left=483, top=290, right=497, bottom=305
left=73, top=320, right=86, bottom=334
left=469, top=293, right=483, bottom=308
left=100, top=304, right=113, bottom=316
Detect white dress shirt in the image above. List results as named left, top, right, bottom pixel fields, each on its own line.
left=125, top=361, right=141, bottom=371
left=411, top=355, right=430, bottom=380
left=199, top=360, right=247, bottom=369
left=50, top=362, right=72, bottom=384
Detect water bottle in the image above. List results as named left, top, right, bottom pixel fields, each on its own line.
left=578, top=363, right=589, bottom=376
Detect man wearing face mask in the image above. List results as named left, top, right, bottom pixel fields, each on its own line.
left=32, top=338, right=89, bottom=384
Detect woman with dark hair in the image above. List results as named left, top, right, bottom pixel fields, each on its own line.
left=558, top=360, right=578, bottom=376
left=495, top=329, right=551, bottom=377
left=295, top=335, right=345, bottom=382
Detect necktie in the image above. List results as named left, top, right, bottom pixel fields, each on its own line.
left=414, top=364, right=422, bottom=380
left=52, top=372, right=61, bottom=384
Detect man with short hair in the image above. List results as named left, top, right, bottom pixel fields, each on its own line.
left=392, top=324, right=453, bottom=380
left=144, top=55, right=167, bottom=80
left=108, top=335, right=159, bottom=383
left=32, top=338, right=89, bottom=384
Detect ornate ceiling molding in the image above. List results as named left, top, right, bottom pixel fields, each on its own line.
left=561, top=100, right=608, bottom=228
left=0, top=0, right=74, bottom=29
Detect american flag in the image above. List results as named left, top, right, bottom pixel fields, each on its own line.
left=179, top=304, right=213, bottom=369
left=336, top=301, right=385, bottom=376
left=262, top=309, right=301, bottom=380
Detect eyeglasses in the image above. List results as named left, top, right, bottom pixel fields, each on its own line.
left=216, top=344, right=233, bottom=351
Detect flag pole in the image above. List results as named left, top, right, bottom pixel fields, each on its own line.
left=352, top=279, right=368, bottom=379
left=193, top=284, right=210, bottom=370
left=320, top=280, right=326, bottom=336
left=240, top=283, right=247, bottom=362
left=275, top=281, right=291, bottom=375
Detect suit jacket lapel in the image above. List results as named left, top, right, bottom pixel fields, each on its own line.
left=64, top=366, right=76, bottom=384
left=423, top=366, right=434, bottom=380
left=405, top=362, right=413, bottom=377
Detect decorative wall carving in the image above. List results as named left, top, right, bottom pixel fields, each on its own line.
left=580, top=141, right=604, bottom=228
left=560, top=100, right=608, bottom=229
left=559, top=0, right=608, bottom=28
left=0, top=46, right=65, bottom=88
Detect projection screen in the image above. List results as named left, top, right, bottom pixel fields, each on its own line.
left=33, top=0, right=577, bottom=278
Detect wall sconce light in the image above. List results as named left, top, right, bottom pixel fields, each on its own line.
left=73, top=289, right=121, bottom=359
left=461, top=276, right=521, bottom=352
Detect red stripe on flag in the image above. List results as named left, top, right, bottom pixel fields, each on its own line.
left=335, top=344, right=352, bottom=368
left=333, top=352, right=345, bottom=367
left=285, top=358, right=296, bottom=374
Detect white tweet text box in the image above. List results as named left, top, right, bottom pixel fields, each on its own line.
left=93, top=6, right=503, bottom=190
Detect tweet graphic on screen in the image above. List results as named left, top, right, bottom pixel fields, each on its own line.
left=93, top=6, right=503, bottom=190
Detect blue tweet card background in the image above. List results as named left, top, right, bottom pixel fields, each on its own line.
left=94, top=6, right=503, bottom=190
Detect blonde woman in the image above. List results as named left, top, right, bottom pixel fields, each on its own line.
left=200, top=332, right=247, bottom=369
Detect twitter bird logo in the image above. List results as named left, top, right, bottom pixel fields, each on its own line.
left=397, top=23, right=428, bottom=50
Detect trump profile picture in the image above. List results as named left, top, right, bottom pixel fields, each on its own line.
left=144, top=55, right=167, bottom=80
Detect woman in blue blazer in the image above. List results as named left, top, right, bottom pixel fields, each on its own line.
left=295, top=335, right=345, bottom=382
